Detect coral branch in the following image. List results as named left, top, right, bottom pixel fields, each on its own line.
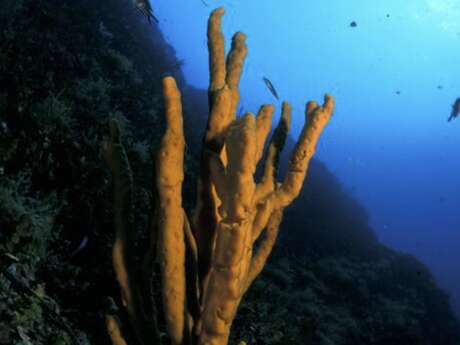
left=157, top=77, right=186, bottom=345
left=106, top=314, right=128, bottom=345
left=225, top=32, right=247, bottom=116
left=193, top=6, right=249, bottom=297
left=244, top=208, right=284, bottom=293
left=255, top=104, right=275, bottom=164
left=102, top=121, right=135, bottom=310
left=208, top=7, right=226, bottom=96
left=103, top=121, right=161, bottom=345
left=255, top=101, right=292, bottom=204
left=275, top=94, right=334, bottom=207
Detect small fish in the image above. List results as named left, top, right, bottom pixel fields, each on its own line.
left=70, top=236, right=89, bottom=257
left=134, top=0, right=158, bottom=23
left=350, top=21, right=357, bottom=27
left=262, top=77, right=279, bottom=100
left=201, top=0, right=209, bottom=6
left=448, top=98, right=460, bottom=122
left=4, top=253, right=19, bottom=262
left=99, top=21, right=114, bottom=39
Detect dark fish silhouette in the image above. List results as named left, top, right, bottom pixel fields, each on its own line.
left=448, top=98, right=460, bottom=122
left=70, top=236, right=89, bottom=257
left=201, top=0, right=209, bottom=6
left=350, top=21, right=357, bottom=27
left=262, top=77, right=279, bottom=100
left=99, top=21, right=114, bottom=39
left=134, top=0, right=158, bottom=23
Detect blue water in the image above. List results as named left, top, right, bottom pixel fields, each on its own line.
left=153, top=0, right=460, bottom=316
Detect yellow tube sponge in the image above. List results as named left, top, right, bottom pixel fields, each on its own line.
left=106, top=314, right=128, bottom=345
left=104, top=6, right=335, bottom=345
left=193, top=7, right=249, bottom=296
left=274, top=95, right=335, bottom=208
left=157, top=77, right=186, bottom=345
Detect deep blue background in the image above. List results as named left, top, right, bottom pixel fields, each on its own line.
left=153, top=0, right=460, bottom=316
